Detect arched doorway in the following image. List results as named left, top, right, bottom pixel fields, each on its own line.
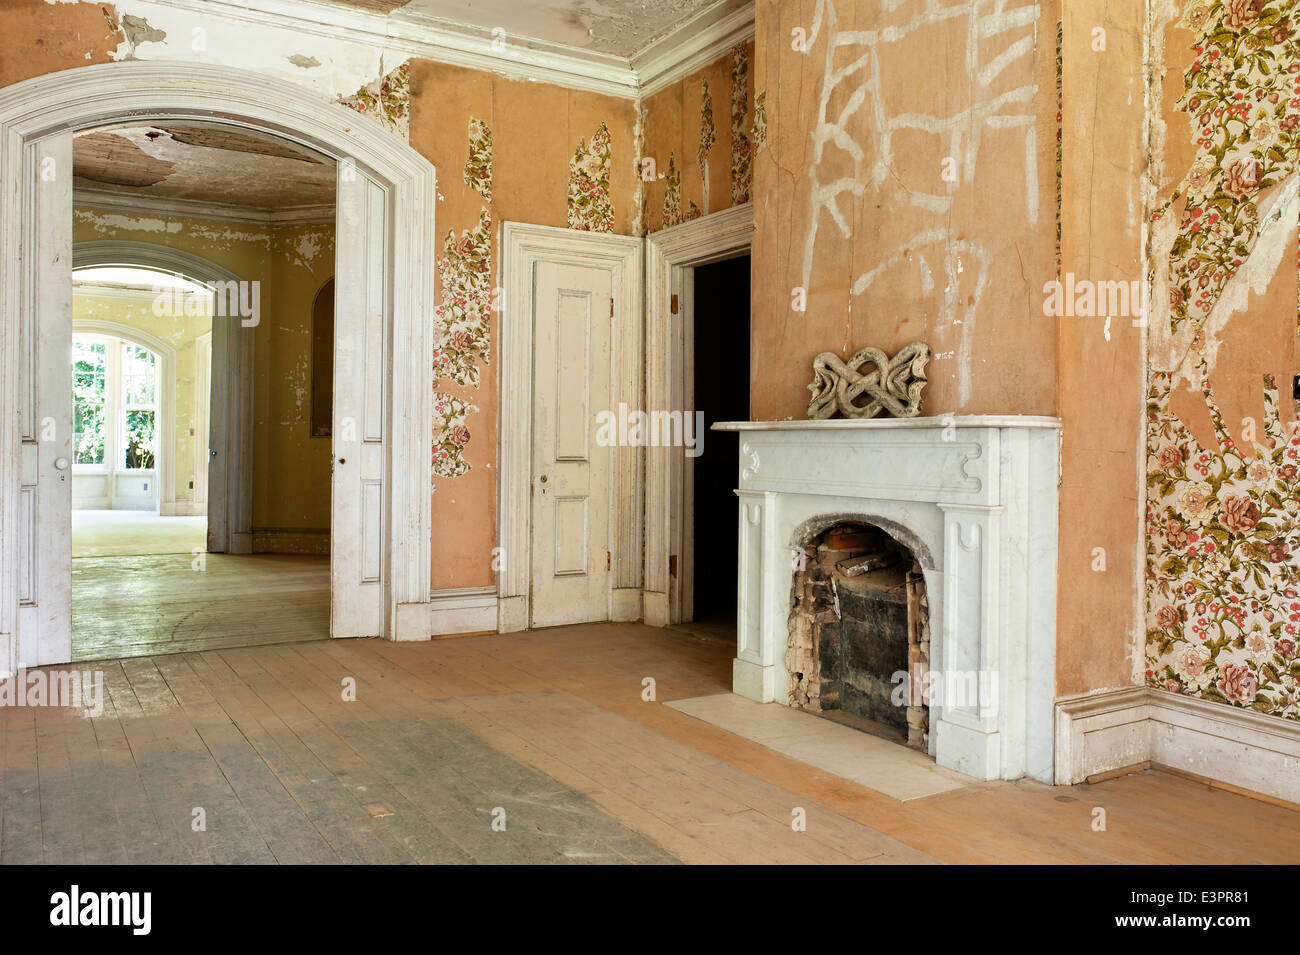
left=0, top=62, right=437, bottom=673
left=71, top=243, right=253, bottom=555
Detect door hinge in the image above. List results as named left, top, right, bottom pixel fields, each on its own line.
left=606, top=550, right=612, bottom=571
left=668, top=554, right=677, bottom=578
left=670, top=294, right=679, bottom=314
left=610, top=297, right=615, bottom=318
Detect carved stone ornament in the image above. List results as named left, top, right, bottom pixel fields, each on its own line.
left=806, top=342, right=931, bottom=419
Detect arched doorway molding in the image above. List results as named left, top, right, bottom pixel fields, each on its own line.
left=0, top=61, right=436, bottom=671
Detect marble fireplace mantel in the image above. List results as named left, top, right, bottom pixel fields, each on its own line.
left=713, top=416, right=1061, bottom=783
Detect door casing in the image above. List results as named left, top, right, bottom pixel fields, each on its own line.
left=644, top=202, right=754, bottom=627
left=497, top=222, right=643, bottom=633
left=0, top=62, right=436, bottom=674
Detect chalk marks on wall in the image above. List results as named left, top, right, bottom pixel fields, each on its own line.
left=798, top=0, right=1040, bottom=404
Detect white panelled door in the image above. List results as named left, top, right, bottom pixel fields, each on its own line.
left=530, top=261, right=614, bottom=628
left=330, top=167, right=387, bottom=638
left=20, top=133, right=74, bottom=667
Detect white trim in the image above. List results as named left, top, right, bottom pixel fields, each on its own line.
left=1055, top=686, right=1300, bottom=803
left=193, top=329, right=210, bottom=510
left=633, top=0, right=757, bottom=97
left=74, top=240, right=241, bottom=286
left=0, top=61, right=435, bottom=668
left=149, top=0, right=636, bottom=98
left=75, top=188, right=335, bottom=226
left=498, top=222, right=643, bottom=633
left=143, top=0, right=754, bottom=99
left=71, top=321, right=174, bottom=513
left=644, top=202, right=753, bottom=626
left=427, top=586, right=498, bottom=637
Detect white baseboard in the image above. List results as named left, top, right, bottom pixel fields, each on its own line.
left=428, top=586, right=498, bottom=637
left=160, top=501, right=207, bottom=517
left=1055, top=685, right=1300, bottom=804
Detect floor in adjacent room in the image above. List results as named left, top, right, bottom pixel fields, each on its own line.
left=72, top=509, right=208, bottom=558
left=4, top=622, right=1298, bottom=864
left=71, top=553, right=329, bottom=661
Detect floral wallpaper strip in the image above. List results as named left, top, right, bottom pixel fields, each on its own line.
left=730, top=45, right=752, bottom=205
left=698, top=77, right=716, bottom=212
left=698, top=77, right=716, bottom=168
left=662, top=152, right=683, bottom=228
left=432, top=391, right=477, bottom=479
left=463, top=118, right=492, bottom=202
left=1152, top=1, right=1298, bottom=335
left=432, top=208, right=493, bottom=390
left=1145, top=372, right=1300, bottom=719
left=567, top=122, right=614, bottom=232
left=338, top=62, right=411, bottom=140
left=1143, top=1, right=1300, bottom=719
left=751, top=89, right=768, bottom=151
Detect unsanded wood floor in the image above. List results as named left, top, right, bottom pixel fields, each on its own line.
left=72, top=554, right=328, bottom=661
left=4, top=622, right=1299, bottom=864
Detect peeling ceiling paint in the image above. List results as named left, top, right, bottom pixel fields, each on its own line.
left=73, top=123, right=335, bottom=212
left=321, top=0, right=723, bottom=56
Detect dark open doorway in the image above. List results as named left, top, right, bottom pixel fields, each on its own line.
left=690, top=254, right=750, bottom=624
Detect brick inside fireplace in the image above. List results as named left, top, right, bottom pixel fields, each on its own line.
left=787, top=522, right=930, bottom=750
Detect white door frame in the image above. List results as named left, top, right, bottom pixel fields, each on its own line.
left=70, top=320, right=173, bottom=512
left=497, top=222, right=643, bottom=632
left=644, top=202, right=752, bottom=627
left=73, top=241, right=247, bottom=534
left=0, top=62, right=436, bottom=673
left=193, top=329, right=211, bottom=514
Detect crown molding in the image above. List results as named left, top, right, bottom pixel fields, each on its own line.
left=73, top=188, right=336, bottom=227
left=141, top=0, right=755, bottom=100
left=632, top=0, right=756, bottom=98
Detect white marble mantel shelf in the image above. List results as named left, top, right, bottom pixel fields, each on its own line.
left=717, top=412, right=1061, bottom=784
left=713, top=415, right=1061, bottom=431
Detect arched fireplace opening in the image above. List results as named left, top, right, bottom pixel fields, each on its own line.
left=787, top=521, right=930, bottom=751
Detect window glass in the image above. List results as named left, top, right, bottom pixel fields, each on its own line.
left=72, top=338, right=106, bottom=465
left=121, top=343, right=156, bottom=470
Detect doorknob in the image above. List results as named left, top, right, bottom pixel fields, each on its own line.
left=209, top=449, right=217, bottom=459
left=539, top=475, right=547, bottom=483
left=54, top=457, right=69, bottom=471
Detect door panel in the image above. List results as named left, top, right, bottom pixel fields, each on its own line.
left=331, top=169, right=386, bottom=638
left=20, top=134, right=73, bottom=666
left=530, top=262, right=612, bottom=628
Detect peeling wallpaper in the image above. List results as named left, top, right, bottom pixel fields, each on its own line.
left=1145, top=0, right=1300, bottom=719
left=338, top=61, right=412, bottom=140
left=567, top=122, right=614, bottom=232
left=642, top=40, right=758, bottom=233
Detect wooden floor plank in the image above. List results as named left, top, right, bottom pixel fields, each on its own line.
left=4, top=610, right=1300, bottom=864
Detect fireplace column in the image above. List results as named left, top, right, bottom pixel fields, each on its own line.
left=734, top=487, right=778, bottom=702
left=934, top=502, right=1005, bottom=779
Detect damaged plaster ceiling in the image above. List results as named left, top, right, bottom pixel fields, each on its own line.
left=73, top=122, right=336, bottom=215
left=320, top=0, right=723, bottom=57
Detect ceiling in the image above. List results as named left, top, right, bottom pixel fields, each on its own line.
left=321, top=0, right=724, bottom=57
left=73, top=122, right=335, bottom=215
